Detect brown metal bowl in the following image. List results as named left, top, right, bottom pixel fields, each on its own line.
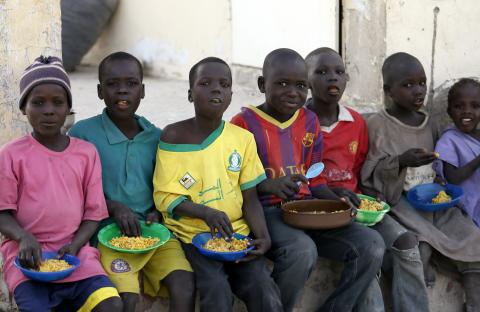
left=281, top=199, right=352, bottom=230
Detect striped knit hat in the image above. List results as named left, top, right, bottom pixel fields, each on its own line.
left=19, top=56, right=72, bottom=109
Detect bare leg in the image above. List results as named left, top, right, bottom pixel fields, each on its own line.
left=163, top=270, right=195, bottom=312
left=119, top=293, right=139, bottom=312
left=92, top=296, right=124, bottom=312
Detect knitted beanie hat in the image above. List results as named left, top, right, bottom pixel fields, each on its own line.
left=18, top=56, right=72, bottom=109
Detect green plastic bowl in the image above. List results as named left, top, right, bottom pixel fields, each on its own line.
left=355, top=194, right=390, bottom=226
left=98, top=221, right=171, bottom=254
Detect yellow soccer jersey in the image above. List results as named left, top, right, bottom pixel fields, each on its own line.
left=153, top=121, right=266, bottom=243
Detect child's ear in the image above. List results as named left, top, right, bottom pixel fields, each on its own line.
left=188, top=89, right=193, bottom=102
left=346, top=72, right=350, bottom=82
left=97, top=84, right=104, bottom=100
left=258, top=76, right=266, bottom=93
left=141, top=83, right=145, bottom=99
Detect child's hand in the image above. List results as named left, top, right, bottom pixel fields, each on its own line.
left=339, top=197, right=358, bottom=217
left=331, top=187, right=360, bottom=207
left=57, top=243, right=81, bottom=258
left=235, top=237, right=271, bottom=263
left=18, top=232, right=42, bottom=269
left=111, top=202, right=141, bottom=237
left=145, top=210, right=161, bottom=225
left=202, top=207, right=233, bottom=238
left=259, top=174, right=308, bottom=200
left=399, top=148, right=438, bottom=168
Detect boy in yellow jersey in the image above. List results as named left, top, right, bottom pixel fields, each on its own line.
left=153, top=57, right=282, bottom=311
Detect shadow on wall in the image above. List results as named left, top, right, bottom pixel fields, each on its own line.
left=61, top=0, right=119, bottom=71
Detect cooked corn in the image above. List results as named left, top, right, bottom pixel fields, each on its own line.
left=432, top=190, right=451, bottom=204
left=38, top=259, right=72, bottom=272
left=358, top=199, right=384, bottom=211
left=203, top=237, right=249, bottom=252
left=109, top=236, right=160, bottom=250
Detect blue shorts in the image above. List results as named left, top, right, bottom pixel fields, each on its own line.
left=13, top=275, right=119, bottom=312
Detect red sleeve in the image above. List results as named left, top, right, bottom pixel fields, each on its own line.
left=230, top=114, right=248, bottom=130
left=353, top=115, right=369, bottom=182
left=309, top=119, right=327, bottom=188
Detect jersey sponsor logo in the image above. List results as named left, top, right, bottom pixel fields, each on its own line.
left=302, top=132, right=315, bottom=147
left=227, top=150, right=242, bottom=172
left=111, top=258, right=131, bottom=273
left=265, top=164, right=306, bottom=178
left=179, top=172, right=196, bottom=189
left=348, top=141, right=358, bottom=155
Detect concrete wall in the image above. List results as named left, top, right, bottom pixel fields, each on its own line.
left=83, top=0, right=232, bottom=79
left=342, top=0, right=480, bottom=110
left=0, top=0, right=62, bottom=146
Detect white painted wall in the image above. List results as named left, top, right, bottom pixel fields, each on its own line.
left=83, top=0, right=339, bottom=79
left=386, top=0, right=480, bottom=90
left=231, top=0, right=338, bottom=67
left=83, top=0, right=232, bottom=79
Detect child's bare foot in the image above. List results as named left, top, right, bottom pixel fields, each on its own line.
left=419, top=242, right=436, bottom=287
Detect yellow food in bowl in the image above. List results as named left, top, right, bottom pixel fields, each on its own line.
left=358, top=199, right=384, bottom=211
left=38, top=259, right=72, bottom=272
left=203, top=237, right=249, bottom=252
left=109, top=236, right=160, bottom=250
left=431, top=190, right=451, bottom=204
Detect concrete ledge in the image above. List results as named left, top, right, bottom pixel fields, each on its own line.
left=0, top=257, right=464, bottom=311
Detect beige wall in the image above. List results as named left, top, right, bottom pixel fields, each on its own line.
left=83, top=0, right=232, bottom=79
left=0, top=0, right=62, bottom=146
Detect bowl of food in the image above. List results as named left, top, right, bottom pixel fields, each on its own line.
left=192, top=232, right=254, bottom=262
left=14, top=251, right=80, bottom=282
left=406, top=183, right=463, bottom=212
left=355, top=194, right=390, bottom=226
left=281, top=199, right=352, bottom=230
left=98, top=221, right=171, bottom=254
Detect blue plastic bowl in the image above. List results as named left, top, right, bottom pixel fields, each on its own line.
left=14, top=251, right=80, bottom=282
left=406, top=183, right=463, bottom=212
left=192, top=232, right=254, bottom=262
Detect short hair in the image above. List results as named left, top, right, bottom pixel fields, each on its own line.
left=98, top=51, right=143, bottom=82
left=305, top=47, right=339, bottom=67
left=382, top=52, right=422, bottom=86
left=448, top=78, right=480, bottom=106
left=189, top=57, right=231, bottom=88
left=262, top=48, right=304, bottom=77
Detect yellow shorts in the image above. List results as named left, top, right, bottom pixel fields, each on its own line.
left=99, top=238, right=192, bottom=297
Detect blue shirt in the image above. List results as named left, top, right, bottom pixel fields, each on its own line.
left=69, top=109, right=161, bottom=221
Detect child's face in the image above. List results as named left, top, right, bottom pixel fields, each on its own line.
left=308, top=52, right=346, bottom=104
left=385, top=62, right=427, bottom=112
left=98, top=59, right=144, bottom=121
left=189, top=62, right=232, bottom=120
left=259, top=58, right=308, bottom=120
left=22, top=83, right=70, bottom=138
left=448, top=85, right=480, bottom=133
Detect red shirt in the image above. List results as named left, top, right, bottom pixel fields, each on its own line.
left=316, top=105, right=368, bottom=193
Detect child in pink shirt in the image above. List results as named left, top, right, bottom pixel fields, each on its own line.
left=0, top=56, right=122, bottom=312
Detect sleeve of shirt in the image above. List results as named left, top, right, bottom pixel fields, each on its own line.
left=153, top=148, right=188, bottom=220
left=353, top=116, right=369, bottom=182
left=0, top=148, right=18, bottom=212
left=433, top=132, right=459, bottom=180
left=230, top=114, right=248, bottom=130
left=82, top=146, right=108, bottom=221
left=239, top=133, right=267, bottom=191
left=309, top=119, right=327, bottom=188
